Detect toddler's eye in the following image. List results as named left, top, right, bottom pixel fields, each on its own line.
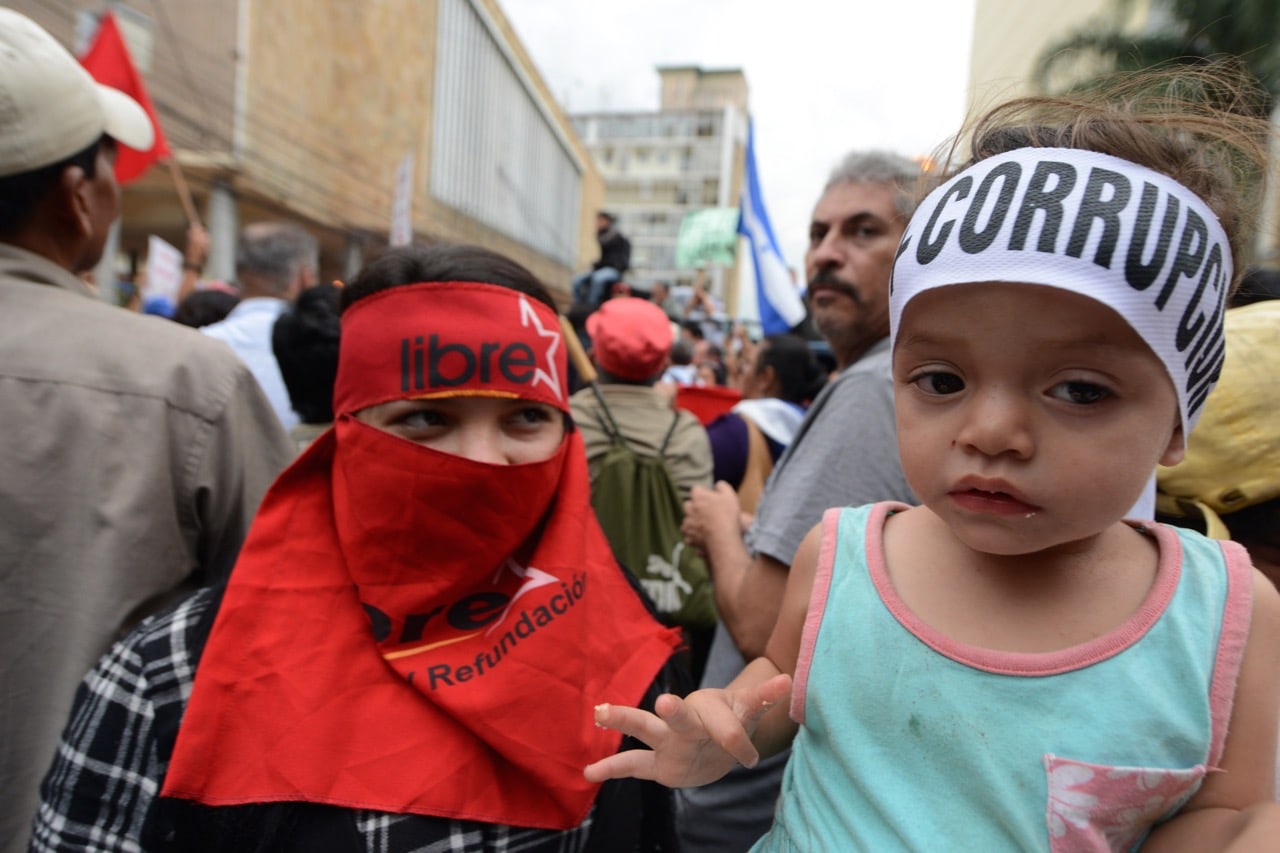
left=912, top=372, right=964, bottom=395
left=1050, top=382, right=1111, bottom=405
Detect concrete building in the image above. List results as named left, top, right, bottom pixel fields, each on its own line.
left=14, top=0, right=603, bottom=303
left=967, top=0, right=1153, bottom=110
left=571, top=66, right=748, bottom=311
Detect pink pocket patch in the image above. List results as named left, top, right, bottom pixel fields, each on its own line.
left=1044, top=754, right=1206, bottom=851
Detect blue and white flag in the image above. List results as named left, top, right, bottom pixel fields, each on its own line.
left=738, top=120, right=805, bottom=335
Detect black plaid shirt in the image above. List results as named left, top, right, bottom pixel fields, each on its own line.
left=30, top=588, right=600, bottom=852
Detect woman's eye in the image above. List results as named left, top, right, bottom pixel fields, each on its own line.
left=510, top=406, right=555, bottom=427
left=912, top=372, right=964, bottom=395
left=401, top=408, right=446, bottom=429
left=1050, top=382, right=1111, bottom=405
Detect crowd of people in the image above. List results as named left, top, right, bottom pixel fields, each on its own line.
left=2, top=6, right=1279, bottom=852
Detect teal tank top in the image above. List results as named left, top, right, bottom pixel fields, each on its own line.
left=755, top=502, right=1252, bottom=852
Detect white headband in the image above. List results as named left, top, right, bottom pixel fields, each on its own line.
left=891, top=147, right=1232, bottom=445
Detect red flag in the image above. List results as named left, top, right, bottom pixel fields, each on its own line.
left=79, top=11, right=170, bottom=183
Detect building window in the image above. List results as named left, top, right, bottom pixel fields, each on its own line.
left=431, top=0, right=582, bottom=266
left=701, top=179, right=719, bottom=205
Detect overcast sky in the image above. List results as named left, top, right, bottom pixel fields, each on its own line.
left=501, top=0, right=978, bottom=277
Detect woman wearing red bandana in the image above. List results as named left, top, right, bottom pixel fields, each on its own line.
left=33, top=245, right=685, bottom=852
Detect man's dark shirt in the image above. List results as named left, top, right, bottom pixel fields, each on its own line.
left=594, top=226, right=631, bottom=274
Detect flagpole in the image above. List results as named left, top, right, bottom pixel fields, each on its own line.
left=166, top=158, right=202, bottom=227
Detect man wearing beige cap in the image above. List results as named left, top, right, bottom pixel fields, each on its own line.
left=570, top=297, right=713, bottom=503
left=0, top=9, right=292, bottom=848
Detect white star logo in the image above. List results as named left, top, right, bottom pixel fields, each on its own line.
left=486, top=558, right=559, bottom=635
left=519, top=295, right=564, bottom=400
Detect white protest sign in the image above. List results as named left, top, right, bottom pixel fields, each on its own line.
left=390, top=152, right=415, bottom=247
left=145, top=235, right=184, bottom=302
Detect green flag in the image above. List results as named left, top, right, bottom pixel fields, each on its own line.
left=676, top=207, right=740, bottom=269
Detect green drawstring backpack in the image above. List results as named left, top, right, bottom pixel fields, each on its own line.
left=588, top=398, right=717, bottom=631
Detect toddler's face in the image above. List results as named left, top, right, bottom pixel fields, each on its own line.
left=892, top=282, right=1183, bottom=557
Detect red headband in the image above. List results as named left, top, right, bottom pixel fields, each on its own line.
left=334, top=281, right=568, bottom=415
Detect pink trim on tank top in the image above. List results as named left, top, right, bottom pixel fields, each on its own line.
left=1206, top=541, right=1253, bottom=767
left=791, top=507, right=844, bottom=724
left=867, top=504, right=1183, bottom=676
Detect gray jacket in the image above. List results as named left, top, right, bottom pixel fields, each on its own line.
left=0, top=244, right=293, bottom=851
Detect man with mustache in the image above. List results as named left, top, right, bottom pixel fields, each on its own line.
left=676, top=150, right=923, bottom=852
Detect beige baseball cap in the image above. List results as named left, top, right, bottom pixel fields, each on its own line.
left=0, top=8, right=154, bottom=178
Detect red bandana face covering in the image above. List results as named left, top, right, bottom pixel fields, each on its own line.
left=162, top=282, right=679, bottom=829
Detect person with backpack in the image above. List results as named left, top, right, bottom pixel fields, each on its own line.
left=570, top=297, right=716, bottom=675
left=571, top=298, right=713, bottom=502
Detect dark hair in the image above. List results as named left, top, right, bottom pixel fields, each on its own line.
left=597, top=366, right=654, bottom=388
left=1223, top=500, right=1280, bottom=584
left=341, top=243, right=557, bottom=314
left=1157, top=497, right=1280, bottom=551
left=1233, top=265, right=1280, bottom=308
left=669, top=338, right=694, bottom=366
left=757, top=334, right=827, bottom=405
left=696, top=360, right=728, bottom=387
left=0, top=136, right=105, bottom=238
left=273, top=283, right=342, bottom=424
left=173, top=290, right=240, bottom=328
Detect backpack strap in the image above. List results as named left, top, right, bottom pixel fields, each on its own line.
left=657, top=411, right=681, bottom=458
left=594, top=406, right=629, bottom=449
left=587, top=384, right=626, bottom=445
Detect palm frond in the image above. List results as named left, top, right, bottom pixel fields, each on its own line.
left=1034, top=0, right=1279, bottom=113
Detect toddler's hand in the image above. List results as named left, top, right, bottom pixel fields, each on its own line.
left=583, top=673, right=792, bottom=788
